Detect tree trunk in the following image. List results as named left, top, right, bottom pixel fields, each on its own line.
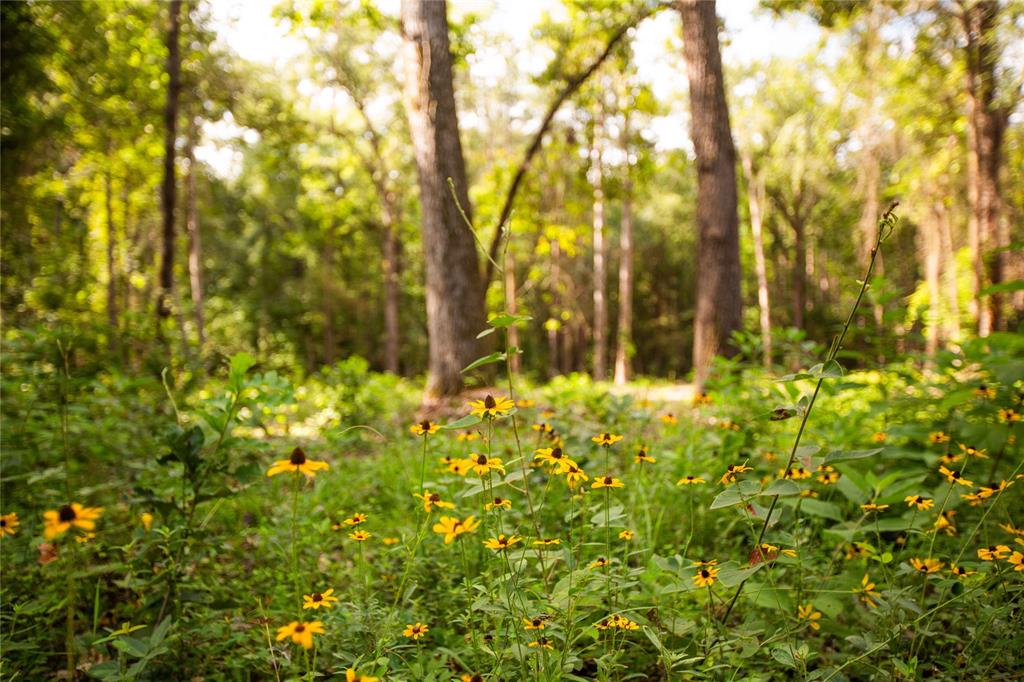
left=505, top=250, right=521, bottom=374
left=382, top=224, right=401, bottom=374
left=961, top=0, right=1006, bottom=335
left=937, top=197, right=961, bottom=341
left=923, top=204, right=943, bottom=363
left=613, top=149, right=634, bottom=385
left=548, top=238, right=561, bottom=379
left=400, top=0, right=484, bottom=397
left=678, top=0, right=743, bottom=388
left=741, top=152, right=771, bottom=368
left=591, top=108, right=607, bottom=381
left=105, top=166, right=118, bottom=337
left=185, top=119, right=205, bottom=349
left=157, top=0, right=182, bottom=322
left=792, top=217, right=806, bottom=330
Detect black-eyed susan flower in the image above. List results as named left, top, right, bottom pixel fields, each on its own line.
left=468, top=395, right=515, bottom=419
left=974, top=384, right=995, bottom=399
left=677, top=475, right=706, bottom=486
left=382, top=536, right=400, bottom=545
left=534, top=447, right=572, bottom=473
left=759, top=543, right=797, bottom=559
left=910, top=557, right=943, bottom=574
left=455, top=431, right=481, bottom=442
left=303, top=589, right=338, bottom=610
left=564, top=463, right=589, bottom=488
left=721, top=464, right=753, bottom=485
left=528, top=637, right=554, bottom=649
left=348, top=530, right=371, bottom=542
left=0, top=513, right=19, bottom=538
left=619, top=530, right=635, bottom=541
left=661, top=413, right=678, bottom=425
left=693, top=391, right=712, bottom=406
left=448, top=458, right=472, bottom=476
left=938, top=465, right=974, bottom=487
left=467, top=453, right=505, bottom=476
left=276, top=621, right=324, bottom=649
left=432, top=515, right=479, bottom=544
left=532, top=422, right=553, bottom=434
left=410, top=420, right=441, bottom=436
left=342, top=513, right=368, bottom=526
left=346, top=668, right=379, bottom=682
left=928, top=431, right=951, bottom=444
left=1000, top=522, right=1024, bottom=537
left=267, top=447, right=329, bottom=478
left=779, top=466, right=812, bottom=481
left=854, top=574, right=881, bottom=608
left=595, top=614, right=639, bottom=630
left=414, top=490, right=455, bottom=513
left=860, top=502, right=889, bottom=512
left=933, top=510, right=957, bottom=535
left=904, top=495, right=934, bottom=511
left=592, top=432, right=624, bottom=447
left=800, top=489, right=819, bottom=498
left=762, top=451, right=778, bottom=463
left=483, top=534, right=522, bottom=551
left=403, top=622, right=429, bottom=640
left=958, top=443, right=988, bottom=459
left=693, top=566, right=719, bottom=587
left=950, top=564, right=976, bottom=578
left=634, top=447, right=656, bottom=465
left=871, top=432, right=887, bottom=443
left=815, top=465, right=840, bottom=485
left=999, top=408, right=1021, bottom=423
left=590, top=557, right=610, bottom=569
left=977, top=544, right=1011, bottom=561
left=484, top=497, right=512, bottom=512
left=977, top=480, right=1013, bottom=499
left=1008, top=551, right=1024, bottom=571
left=517, top=399, right=535, bottom=408
left=140, top=512, right=154, bottom=531
left=523, top=616, right=546, bottom=630
left=533, top=538, right=561, bottom=546
left=75, top=532, right=96, bottom=544
left=938, top=451, right=964, bottom=466
left=43, top=503, right=103, bottom=540
left=717, top=420, right=741, bottom=431
left=592, top=475, right=624, bottom=489
left=797, top=604, right=822, bottom=630
left=460, top=674, right=484, bottom=682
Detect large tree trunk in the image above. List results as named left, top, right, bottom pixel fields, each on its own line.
left=613, top=142, right=634, bottom=385
left=937, top=196, right=961, bottom=341
left=678, top=0, right=743, bottom=388
left=400, top=0, right=484, bottom=397
left=741, top=152, right=771, bottom=368
left=157, top=0, right=182, bottom=322
left=185, top=119, right=205, bottom=349
left=591, top=109, right=608, bottom=381
left=960, top=0, right=1006, bottom=335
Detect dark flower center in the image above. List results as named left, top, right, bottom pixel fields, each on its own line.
left=429, top=493, right=440, bottom=502
left=603, top=476, right=613, bottom=484
left=412, top=626, right=421, bottom=633
left=420, top=420, right=431, bottom=431
left=952, top=471, right=960, bottom=478
left=294, top=624, right=306, bottom=633
left=551, top=448, right=562, bottom=459
left=602, top=433, right=610, bottom=440
left=290, top=447, right=307, bottom=465
left=0, top=519, right=6, bottom=527
left=700, top=569, right=710, bottom=578
left=477, top=455, right=487, bottom=465
left=493, top=497, right=503, bottom=505
left=58, top=505, right=76, bottom=522
left=484, top=395, right=496, bottom=409
left=312, top=593, right=323, bottom=601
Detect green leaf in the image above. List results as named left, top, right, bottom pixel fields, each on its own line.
left=824, top=448, right=883, bottom=464
left=717, top=562, right=763, bottom=587
left=461, top=351, right=506, bottom=373
left=799, top=499, right=842, bottom=521
left=486, top=313, right=532, bottom=328
left=709, top=480, right=760, bottom=509
left=441, top=414, right=482, bottom=430
left=476, top=327, right=497, bottom=339
left=761, top=479, right=801, bottom=497
left=229, top=352, right=256, bottom=380
left=980, top=279, right=1024, bottom=296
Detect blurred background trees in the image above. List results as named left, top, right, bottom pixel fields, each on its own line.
left=2, top=0, right=1021, bottom=389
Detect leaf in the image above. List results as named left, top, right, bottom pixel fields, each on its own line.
left=229, top=352, right=256, bottom=380
left=441, top=414, right=482, bottom=430
left=476, top=327, right=496, bottom=339
left=760, top=479, right=801, bottom=497
left=772, top=646, right=797, bottom=668
left=461, top=352, right=506, bottom=373
left=799, top=499, right=843, bottom=521
left=486, top=313, right=532, bottom=328
left=709, top=481, right=760, bottom=509
left=717, top=562, right=763, bottom=587
left=824, top=448, right=883, bottom=464
left=980, top=279, right=1024, bottom=296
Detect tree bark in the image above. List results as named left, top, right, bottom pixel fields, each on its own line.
left=105, top=166, right=118, bottom=337
left=937, top=196, right=961, bottom=341
left=960, top=0, right=1006, bottom=335
left=382, top=224, right=401, bottom=374
left=591, top=108, right=608, bottom=381
left=400, top=0, right=484, bottom=397
left=923, top=203, right=943, bottom=363
left=185, top=119, right=205, bottom=349
left=792, top=216, right=806, bottom=330
left=741, top=151, right=771, bottom=368
left=613, top=149, right=634, bottom=385
left=678, top=0, right=743, bottom=388
left=157, top=0, right=182, bottom=322
left=504, top=250, right=521, bottom=374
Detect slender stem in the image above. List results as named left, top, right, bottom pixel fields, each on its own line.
left=419, top=434, right=428, bottom=494
left=292, top=472, right=301, bottom=615
left=720, top=203, right=898, bottom=624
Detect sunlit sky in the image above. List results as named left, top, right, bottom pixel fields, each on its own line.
left=198, top=0, right=825, bottom=175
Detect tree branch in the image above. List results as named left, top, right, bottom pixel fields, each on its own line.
left=481, top=5, right=662, bottom=292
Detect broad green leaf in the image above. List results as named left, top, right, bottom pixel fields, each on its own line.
left=761, top=479, right=801, bottom=497
left=461, top=351, right=506, bottom=373
left=486, top=313, right=532, bottom=328
left=799, top=499, right=842, bottom=521
left=824, top=448, right=883, bottom=464
left=441, top=414, right=482, bottom=430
